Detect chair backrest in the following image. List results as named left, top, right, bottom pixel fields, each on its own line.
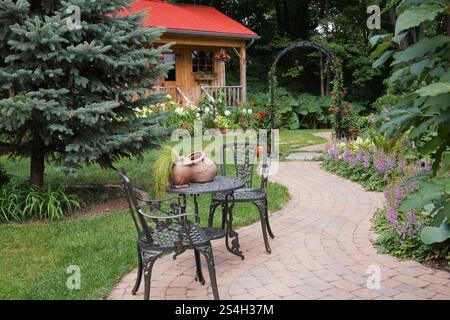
left=118, top=169, right=153, bottom=242
left=220, top=142, right=270, bottom=189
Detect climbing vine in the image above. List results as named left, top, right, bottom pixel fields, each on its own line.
left=329, top=59, right=347, bottom=139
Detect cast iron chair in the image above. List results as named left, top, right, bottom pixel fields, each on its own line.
left=208, top=142, right=275, bottom=253
left=118, top=169, right=220, bottom=300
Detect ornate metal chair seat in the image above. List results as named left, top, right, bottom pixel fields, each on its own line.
left=118, top=169, right=220, bottom=300
left=138, top=224, right=211, bottom=250
left=202, top=226, right=228, bottom=241
left=213, top=188, right=266, bottom=202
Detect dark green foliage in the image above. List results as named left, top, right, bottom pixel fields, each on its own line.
left=0, top=183, right=80, bottom=223
left=372, top=0, right=450, bottom=252
left=0, top=0, right=171, bottom=186
left=177, top=0, right=387, bottom=108
left=249, top=90, right=332, bottom=130
left=0, top=164, right=9, bottom=186
left=322, top=159, right=386, bottom=192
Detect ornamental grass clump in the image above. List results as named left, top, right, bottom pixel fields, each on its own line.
left=153, top=146, right=178, bottom=199
left=0, top=184, right=80, bottom=223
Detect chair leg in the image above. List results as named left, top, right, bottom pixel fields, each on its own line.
left=208, top=202, right=221, bottom=228
left=142, top=251, right=162, bottom=300
left=254, top=201, right=272, bottom=254
left=265, top=198, right=275, bottom=239
left=132, top=246, right=143, bottom=295
left=194, top=249, right=205, bottom=285
left=221, top=203, right=227, bottom=229
left=198, top=244, right=220, bottom=300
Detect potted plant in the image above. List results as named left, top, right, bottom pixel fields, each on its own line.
left=194, top=71, right=217, bottom=81
left=216, top=116, right=230, bottom=134
left=215, top=51, right=232, bottom=64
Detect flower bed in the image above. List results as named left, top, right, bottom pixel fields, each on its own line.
left=138, top=93, right=269, bottom=134
left=323, top=137, right=449, bottom=265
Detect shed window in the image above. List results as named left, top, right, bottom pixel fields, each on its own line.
left=164, top=53, right=176, bottom=81
left=192, top=50, right=214, bottom=73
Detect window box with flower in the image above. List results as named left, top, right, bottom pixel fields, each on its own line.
left=194, top=71, right=217, bottom=82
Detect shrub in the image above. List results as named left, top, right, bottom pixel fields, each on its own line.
left=0, top=184, right=80, bottom=223
left=0, top=165, right=9, bottom=187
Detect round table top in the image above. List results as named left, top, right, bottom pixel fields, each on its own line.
left=168, top=176, right=245, bottom=195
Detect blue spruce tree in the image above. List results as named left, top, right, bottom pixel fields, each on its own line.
left=0, top=0, right=171, bottom=186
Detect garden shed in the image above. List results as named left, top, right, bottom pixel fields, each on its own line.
left=128, top=0, right=260, bottom=106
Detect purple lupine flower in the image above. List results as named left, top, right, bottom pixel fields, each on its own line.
left=398, top=159, right=405, bottom=173
left=343, top=149, right=355, bottom=165
left=327, top=147, right=340, bottom=160
left=402, top=212, right=418, bottom=238
left=386, top=206, right=398, bottom=227
left=392, top=186, right=405, bottom=207
left=424, top=160, right=432, bottom=172
left=405, top=182, right=418, bottom=193
left=374, top=151, right=396, bottom=174
left=400, top=223, right=408, bottom=239
left=362, top=151, right=371, bottom=169
left=355, top=149, right=365, bottom=162
left=355, top=149, right=371, bottom=169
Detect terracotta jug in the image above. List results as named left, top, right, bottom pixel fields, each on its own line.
left=171, top=159, right=192, bottom=188
left=183, top=152, right=217, bottom=183
left=171, top=152, right=217, bottom=188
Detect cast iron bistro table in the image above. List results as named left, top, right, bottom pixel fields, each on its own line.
left=168, top=176, right=246, bottom=260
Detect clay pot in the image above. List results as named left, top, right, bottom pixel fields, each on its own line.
left=256, top=145, right=272, bottom=157
left=171, top=152, right=217, bottom=188
left=172, top=160, right=192, bottom=188
left=183, top=152, right=217, bottom=183
left=219, top=128, right=228, bottom=135
left=256, top=145, right=264, bottom=157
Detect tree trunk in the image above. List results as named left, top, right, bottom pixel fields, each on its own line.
left=282, top=0, right=289, bottom=36
left=295, top=0, right=310, bottom=39
left=274, top=0, right=284, bottom=35
left=448, top=15, right=450, bottom=36
left=30, top=148, right=45, bottom=187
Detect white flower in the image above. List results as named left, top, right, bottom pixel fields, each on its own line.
left=242, top=109, right=247, bottom=114
left=247, top=109, right=253, bottom=115
left=204, top=107, right=210, bottom=114
left=224, top=110, right=231, bottom=116
left=196, top=113, right=201, bottom=119
left=175, top=107, right=184, bottom=115
left=166, top=94, right=172, bottom=100
left=213, top=119, right=218, bottom=123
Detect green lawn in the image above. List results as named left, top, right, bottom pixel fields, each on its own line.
left=0, top=130, right=326, bottom=299
left=0, top=212, right=136, bottom=300
left=279, top=129, right=328, bottom=160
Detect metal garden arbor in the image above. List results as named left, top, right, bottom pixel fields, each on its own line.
left=269, top=41, right=337, bottom=130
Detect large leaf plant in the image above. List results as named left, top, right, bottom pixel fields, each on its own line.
left=372, top=0, right=450, bottom=247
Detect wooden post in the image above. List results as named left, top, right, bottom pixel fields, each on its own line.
left=239, top=46, right=247, bottom=104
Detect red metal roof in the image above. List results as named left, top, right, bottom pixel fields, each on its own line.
left=127, top=1, right=259, bottom=39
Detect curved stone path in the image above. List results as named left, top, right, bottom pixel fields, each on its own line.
left=297, top=131, right=333, bottom=153
left=109, top=161, right=450, bottom=300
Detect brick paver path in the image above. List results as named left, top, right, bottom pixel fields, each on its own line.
left=109, top=162, right=450, bottom=300
left=297, top=131, right=333, bottom=153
